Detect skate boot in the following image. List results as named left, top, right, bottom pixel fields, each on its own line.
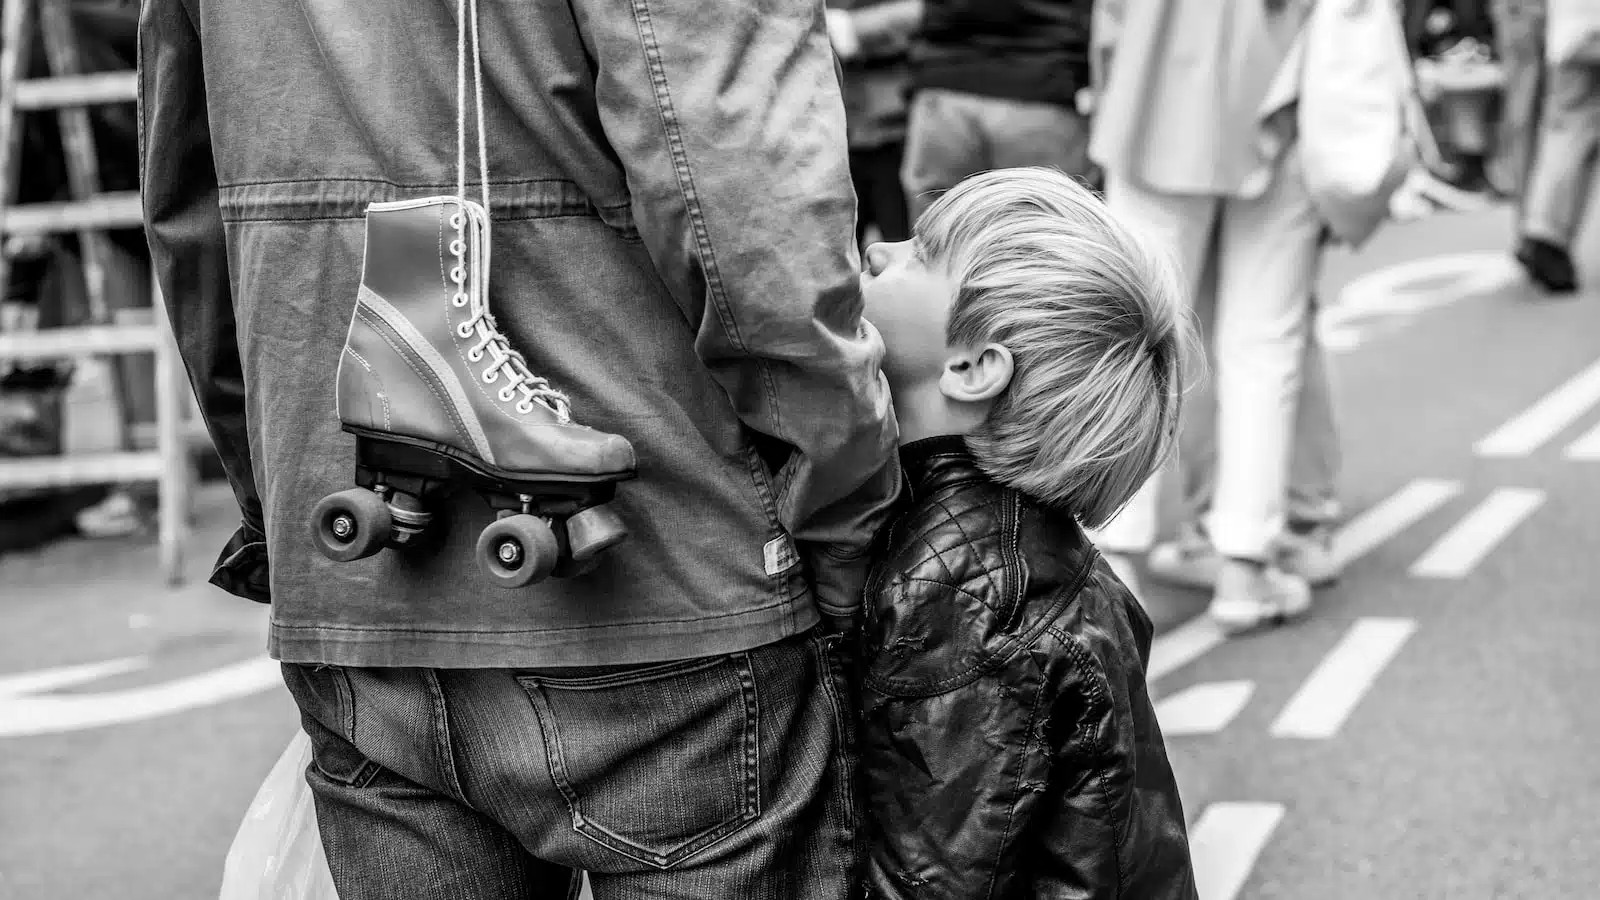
left=309, top=197, right=637, bottom=587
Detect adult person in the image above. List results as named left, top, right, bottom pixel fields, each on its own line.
left=1489, top=0, right=1549, bottom=204
left=827, top=0, right=923, bottom=247
left=899, top=0, right=1097, bottom=220
left=139, top=0, right=900, bottom=896
left=1089, top=0, right=1334, bottom=633
left=1515, top=0, right=1600, bottom=293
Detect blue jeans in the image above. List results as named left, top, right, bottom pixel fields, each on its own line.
left=282, top=629, right=860, bottom=898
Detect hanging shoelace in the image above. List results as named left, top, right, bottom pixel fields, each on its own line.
left=445, top=0, right=572, bottom=422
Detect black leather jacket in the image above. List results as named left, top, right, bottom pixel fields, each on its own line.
left=860, top=437, right=1197, bottom=899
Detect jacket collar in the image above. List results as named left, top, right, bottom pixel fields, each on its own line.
left=900, top=435, right=988, bottom=501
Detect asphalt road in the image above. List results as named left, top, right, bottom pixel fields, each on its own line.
left=1, top=204, right=1597, bottom=899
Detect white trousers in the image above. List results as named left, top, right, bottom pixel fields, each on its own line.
left=1096, top=155, right=1324, bottom=560
left=1523, top=62, right=1600, bottom=246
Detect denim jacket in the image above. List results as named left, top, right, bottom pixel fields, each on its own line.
left=861, top=437, right=1196, bottom=898
left=138, top=0, right=900, bottom=667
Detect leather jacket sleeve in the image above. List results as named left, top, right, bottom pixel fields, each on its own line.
left=572, top=0, right=901, bottom=621
left=139, top=0, right=269, bottom=602
left=1028, top=619, right=1198, bottom=899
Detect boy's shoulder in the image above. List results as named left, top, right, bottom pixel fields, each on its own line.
left=865, top=447, right=1147, bottom=694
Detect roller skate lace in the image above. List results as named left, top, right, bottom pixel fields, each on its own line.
left=447, top=0, right=571, bottom=425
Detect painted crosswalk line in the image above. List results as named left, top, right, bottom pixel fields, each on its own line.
left=1332, top=478, right=1463, bottom=568
left=1410, top=488, right=1544, bottom=579
left=1190, top=802, right=1287, bottom=900
left=1270, top=618, right=1417, bottom=740
left=1563, top=417, right=1600, bottom=460
left=1476, top=357, right=1600, bottom=458
left=1150, top=616, right=1228, bottom=684
left=1156, top=680, right=1255, bottom=737
left=1149, top=479, right=1454, bottom=686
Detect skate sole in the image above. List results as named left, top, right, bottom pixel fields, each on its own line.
left=345, top=425, right=635, bottom=500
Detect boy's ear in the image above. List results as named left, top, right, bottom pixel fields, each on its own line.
left=938, top=343, right=1014, bottom=403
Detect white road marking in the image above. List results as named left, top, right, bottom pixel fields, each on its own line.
left=1150, top=616, right=1227, bottom=683
left=1190, top=802, right=1287, bottom=900
left=1332, top=478, right=1463, bottom=568
left=1149, top=479, right=1454, bottom=685
left=1563, top=417, right=1600, bottom=460
left=0, top=656, right=146, bottom=696
left=1476, top=357, right=1600, bottom=457
left=1155, top=680, right=1255, bottom=737
left=1323, top=252, right=1517, bottom=353
left=1410, top=488, right=1545, bottom=578
left=0, top=656, right=282, bottom=737
left=1331, top=252, right=1516, bottom=317
left=1270, top=618, right=1417, bottom=740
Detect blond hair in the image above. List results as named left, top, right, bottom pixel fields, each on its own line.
left=915, top=168, right=1197, bottom=528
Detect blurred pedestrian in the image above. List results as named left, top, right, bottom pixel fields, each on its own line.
left=899, top=0, right=1096, bottom=220
left=1090, top=0, right=1337, bottom=633
left=1489, top=0, right=1549, bottom=202
left=826, top=0, right=922, bottom=247
left=1515, top=0, right=1600, bottom=292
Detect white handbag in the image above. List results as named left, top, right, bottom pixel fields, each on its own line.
left=1296, top=0, right=1422, bottom=247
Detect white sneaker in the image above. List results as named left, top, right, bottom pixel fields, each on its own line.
left=1149, top=523, right=1341, bottom=590
left=1147, top=522, right=1221, bottom=589
left=1208, top=560, right=1313, bottom=635
left=1277, top=526, right=1341, bottom=587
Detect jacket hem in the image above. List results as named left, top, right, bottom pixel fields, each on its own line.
left=267, top=599, right=820, bottom=668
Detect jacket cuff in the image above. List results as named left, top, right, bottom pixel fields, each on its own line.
left=807, top=546, right=873, bottom=631
left=209, top=518, right=270, bottom=604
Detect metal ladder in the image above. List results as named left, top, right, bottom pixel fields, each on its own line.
left=0, top=0, right=190, bottom=583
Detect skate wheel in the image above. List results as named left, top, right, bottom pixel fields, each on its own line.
left=476, top=514, right=559, bottom=588
left=565, top=504, right=628, bottom=563
left=310, top=488, right=393, bottom=562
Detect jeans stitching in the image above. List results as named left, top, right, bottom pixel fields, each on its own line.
left=811, top=633, right=858, bottom=834
left=519, top=657, right=762, bottom=869
left=739, top=652, right=761, bottom=818
left=426, top=670, right=469, bottom=803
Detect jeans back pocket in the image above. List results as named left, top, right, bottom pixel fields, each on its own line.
left=517, top=655, right=762, bottom=869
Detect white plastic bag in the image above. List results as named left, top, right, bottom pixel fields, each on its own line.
left=1549, top=0, right=1600, bottom=65
left=1298, top=0, right=1421, bottom=247
left=219, top=731, right=340, bottom=900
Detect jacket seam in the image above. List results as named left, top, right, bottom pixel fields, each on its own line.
left=986, top=657, right=1052, bottom=900
left=867, top=556, right=1094, bottom=696
left=626, top=0, right=782, bottom=435
left=1045, top=617, right=1127, bottom=897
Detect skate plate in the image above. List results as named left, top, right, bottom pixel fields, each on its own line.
left=345, top=424, right=632, bottom=517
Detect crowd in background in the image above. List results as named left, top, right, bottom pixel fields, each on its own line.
left=823, top=0, right=1597, bottom=633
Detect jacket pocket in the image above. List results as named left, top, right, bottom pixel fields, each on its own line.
left=516, top=655, right=762, bottom=869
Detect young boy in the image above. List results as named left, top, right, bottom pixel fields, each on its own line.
left=856, top=168, right=1199, bottom=898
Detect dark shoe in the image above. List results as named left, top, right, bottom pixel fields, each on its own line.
left=1514, top=236, right=1579, bottom=294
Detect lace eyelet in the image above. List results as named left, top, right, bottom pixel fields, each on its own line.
left=482, top=369, right=498, bottom=384
left=450, top=266, right=466, bottom=285
left=498, top=387, right=516, bottom=402
left=449, top=212, right=464, bottom=229
left=467, top=348, right=483, bottom=362
left=457, top=323, right=473, bottom=339
left=449, top=239, right=466, bottom=257
left=515, top=401, right=534, bottom=414
left=452, top=292, right=469, bottom=307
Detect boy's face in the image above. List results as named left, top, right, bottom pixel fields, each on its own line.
left=861, top=239, right=960, bottom=387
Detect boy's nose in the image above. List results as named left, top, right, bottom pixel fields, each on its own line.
left=864, top=242, right=891, bottom=277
